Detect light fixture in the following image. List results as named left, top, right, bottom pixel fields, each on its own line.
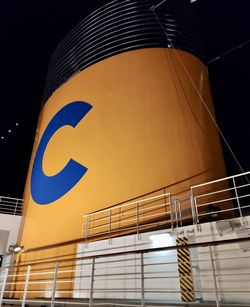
left=8, top=130, right=11, bottom=133
left=149, top=233, right=172, bottom=246
left=1, top=136, right=4, bottom=139
left=16, top=123, right=19, bottom=126
left=8, top=244, right=24, bottom=254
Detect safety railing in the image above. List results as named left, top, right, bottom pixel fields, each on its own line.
left=191, top=171, right=250, bottom=227
left=0, top=237, right=250, bottom=307
left=0, top=196, right=23, bottom=216
left=82, top=171, right=250, bottom=241
left=82, top=193, right=186, bottom=242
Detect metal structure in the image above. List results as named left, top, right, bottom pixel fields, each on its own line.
left=191, top=171, right=250, bottom=227
left=43, top=0, right=202, bottom=103
left=82, top=193, right=183, bottom=242
left=0, top=237, right=250, bottom=306
left=0, top=196, right=23, bottom=216
left=82, top=171, right=250, bottom=240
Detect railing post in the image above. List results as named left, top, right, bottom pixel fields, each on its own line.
left=178, top=200, right=183, bottom=227
left=191, top=191, right=200, bottom=231
left=51, top=261, right=59, bottom=307
left=209, top=246, right=220, bottom=307
left=169, top=194, right=174, bottom=233
left=136, top=202, right=140, bottom=239
left=0, top=268, right=9, bottom=307
left=14, top=199, right=18, bottom=215
left=232, top=177, right=243, bottom=221
left=140, top=253, right=145, bottom=307
left=22, top=265, right=31, bottom=307
left=109, top=209, right=112, bottom=244
left=89, top=258, right=95, bottom=307
left=174, top=199, right=178, bottom=229
left=85, top=216, right=89, bottom=247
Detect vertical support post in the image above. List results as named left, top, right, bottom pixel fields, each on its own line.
left=136, top=203, right=140, bottom=240
left=140, top=253, right=145, bottom=307
left=0, top=268, right=9, bottom=307
left=209, top=246, right=220, bottom=307
left=174, top=199, right=178, bottom=229
left=190, top=194, right=196, bottom=227
left=169, top=194, right=174, bottom=234
left=51, top=261, right=59, bottom=307
left=164, top=190, right=168, bottom=220
left=109, top=209, right=112, bottom=244
left=14, top=199, right=18, bottom=215
left=178, top=200, right=183, bottom=227
left=232, top=177, right=243, bottom=221
left=85, top=216, right=89, bottom=248
left=89, top=258, right=95, bottom=307
left=22, top=265, right=31, bottom=307
left=190, top=187, right=199, bottom=226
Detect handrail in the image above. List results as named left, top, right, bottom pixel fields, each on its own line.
left=0, top=196, right=23, bottom=216
left=0, top=196, right=23, bottom=202
left=2, top=237, right=250, bottom=270
left=1, top=236, right=250, bottom=307
left=82, top=193, right=171, bottom=217
left=191, top=171, right=250, bottom=190
left=190, top=171, right=250, bottom=228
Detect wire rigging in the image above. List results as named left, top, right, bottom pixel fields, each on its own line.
left=150, top=0, right=246, bottom=176
left=207, top=39, right=250, bottom=64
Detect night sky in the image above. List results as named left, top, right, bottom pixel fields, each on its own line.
left=0, top=0, right=249, bottom=198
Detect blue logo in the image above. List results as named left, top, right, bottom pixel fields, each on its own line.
left=30, top=101, right=92, bottom=205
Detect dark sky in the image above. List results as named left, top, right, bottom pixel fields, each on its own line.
left=0, top=0, right=249, bottom=198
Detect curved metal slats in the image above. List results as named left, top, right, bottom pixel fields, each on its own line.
left=42, top=0, right=203, bottom=105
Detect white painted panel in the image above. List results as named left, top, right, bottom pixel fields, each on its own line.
left=0, top=213, right=21, bottom=254
left=74, top=230, right=181, bottom=301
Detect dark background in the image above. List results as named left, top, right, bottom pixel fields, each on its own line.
left=0, top=0, right=249, bottom=198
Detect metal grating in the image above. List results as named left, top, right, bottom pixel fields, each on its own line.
left=42, top=0, right=203, bottom=105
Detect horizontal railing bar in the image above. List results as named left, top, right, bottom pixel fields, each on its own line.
left=83, top=193, right=171, bottom=217
left=195, top=187, right=235, bottom=199
left=198, top=205, right=250, bottom=217
left=0, top=202, right=22, bottom=207
left=191, top=171, right=250, bottom=190
left=196, top=195, right=250, bottom=207
left=86, top=210, right=172, bottom=231
left=5, top=288, right=249, bottom=294
left=93, top=277, right=142, bottom=281
left=196, top=196, right=237, bottom=207
left=3, top=237, right=250, bottom=270
left=84, top=202, right=171, bottom=227
left=195, top=183, right=250, bottom=200
left=0, top=207, right=21, bottom=211
left=85, top=218, right=172, bottom=237
left=0, top=195, right=24, bottom=201
left=27, top=301, right=89, bottom=306
left=83, top=201, right=171, bottom=225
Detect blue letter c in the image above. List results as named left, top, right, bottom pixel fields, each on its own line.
left=30, top=101, right=92, bottom=205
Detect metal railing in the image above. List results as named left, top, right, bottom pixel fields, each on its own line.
left=82, top=193, right=185, bottom=242
left=0, top=237, right=250, bottom=307
left=82, top=171, right=250, bottom=240
left=191, top=171, right=250, bottom=228
left=0, top=196, right=23, bottom=216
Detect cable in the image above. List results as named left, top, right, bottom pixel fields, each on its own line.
left=207, top=39, right=250, bottom=64
left=150, top=1, right=246, bottom=176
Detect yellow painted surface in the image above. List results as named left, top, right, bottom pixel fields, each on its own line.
left=19, top=48, right=226, bottom=250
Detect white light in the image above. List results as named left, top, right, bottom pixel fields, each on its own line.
left=8, top=244, right=23, bottom=253
left=149, top=233, right=173, bottom=246
left=13, top=246, right=22, bottom=253
left=8, top=130, right=11, bottom=133
left=1, top=136, right=4, bottom=139
left=16, top=123, right=19, bottom=126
